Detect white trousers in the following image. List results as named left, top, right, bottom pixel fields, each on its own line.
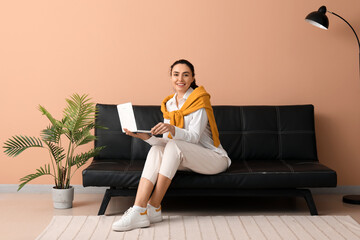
left=141, top=139, right=229, bottom=185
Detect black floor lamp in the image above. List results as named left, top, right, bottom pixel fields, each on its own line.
left=305, top=6, right=360, bottom=205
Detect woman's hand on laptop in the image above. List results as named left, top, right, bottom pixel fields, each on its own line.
left=151, top=123, right=175, bottom=136
left=123, top=128, right=151, bottom=140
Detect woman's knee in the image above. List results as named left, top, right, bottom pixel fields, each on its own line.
left=158, top=140, right=183, bottom=179
left=163, top=140, right=183, bottom=161
left=146, top=146, right=165, bottom=162
left=149, top=145, right=165, bottom=154
left=164, top=139, right=182, bottom=153
left=142, top=146, right=165, bottom=180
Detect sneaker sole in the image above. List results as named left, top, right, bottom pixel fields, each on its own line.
left=112, top=220, right=150, bottom=232
left=149, top=216, right=163, bottom=224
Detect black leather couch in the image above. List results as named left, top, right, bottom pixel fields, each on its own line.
left=82, top=104, right=337, bottom=215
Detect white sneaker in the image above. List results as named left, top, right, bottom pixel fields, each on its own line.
left=147, top=204, right=163, bottom=223
left=112, top=207, right=150, bottom=232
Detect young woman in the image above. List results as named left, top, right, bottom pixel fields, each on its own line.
left=112, top=59, right=231, bottom=232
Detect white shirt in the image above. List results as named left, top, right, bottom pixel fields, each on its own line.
left=145, top=87, right=231, bottom=167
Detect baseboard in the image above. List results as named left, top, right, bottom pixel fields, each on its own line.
left=309, top=186, right=360, bottom=195
left=0, top=184, right=359, bottom=195
left=0, top=184, right=108, bottom=194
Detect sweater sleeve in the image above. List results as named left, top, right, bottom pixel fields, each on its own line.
left=172, top=108, right=208, bottom=144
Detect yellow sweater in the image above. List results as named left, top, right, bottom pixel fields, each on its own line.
left=161, top=86, right=220, bottom=147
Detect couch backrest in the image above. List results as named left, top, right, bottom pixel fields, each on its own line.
left=94, top=104, right=318, bottom=162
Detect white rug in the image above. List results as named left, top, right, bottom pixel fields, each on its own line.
left=36, top=215, right=360, bottom=240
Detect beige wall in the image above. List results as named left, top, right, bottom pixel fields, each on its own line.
left=1, top=0, right=360, bottom=186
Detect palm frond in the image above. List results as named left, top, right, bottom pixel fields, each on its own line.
left=72, top=123, right=92, bottom=143
left=61, top=116, right=68, bottom=125
left=18, top=164, right=51, bottom=191
left=94, top=124, right=108, bottom=130
left=44, top=142, right=65, bottom=164
left=77, top=132, right=96, bottom=146
left=38, top=105, right=60, bottom=127
left=72, top=122, right=97, bottom=145
left=63, top=94, right=96, bottom=134
left=70, top=146, right=105, bottom=168
left=3, top=136, right=43, bottom=157
left=41, top=125, right=63, bottom=144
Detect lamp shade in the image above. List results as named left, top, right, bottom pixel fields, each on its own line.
left=305, top=6, right=329, bottom=30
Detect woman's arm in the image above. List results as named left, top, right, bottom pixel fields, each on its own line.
left=143, top=119, right=173, bottom=146
left=123, top=129, right=151, bottom=140
left=123, top=128, right=170, bottom=147
left=172, top=108, right=208, bottom=144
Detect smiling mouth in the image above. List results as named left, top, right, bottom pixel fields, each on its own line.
left=176, top=83, right=186, bottom=86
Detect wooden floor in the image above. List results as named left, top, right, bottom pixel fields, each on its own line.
left=1, top=192, right=360, bottom=240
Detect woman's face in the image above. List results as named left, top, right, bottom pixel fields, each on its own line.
left=171, top=64, right=194, bottom=96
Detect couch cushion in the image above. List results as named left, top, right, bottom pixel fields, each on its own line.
left=83, top=159, right=336, bottom=189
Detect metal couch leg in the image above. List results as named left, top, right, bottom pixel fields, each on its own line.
left=301, top=189, right=318, bottom=215
left=98, top=189, right=112, bottom=215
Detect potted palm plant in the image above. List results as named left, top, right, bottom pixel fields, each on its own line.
left=3, top=93, right=105, bottom=209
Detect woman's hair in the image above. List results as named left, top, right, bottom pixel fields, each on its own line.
left=170, top=59, right=199, bottom=89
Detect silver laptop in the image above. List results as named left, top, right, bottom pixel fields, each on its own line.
left=117, top=102, right=151, bottom=133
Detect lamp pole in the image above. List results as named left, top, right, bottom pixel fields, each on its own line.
left=327, top=10, right=360, bottom=77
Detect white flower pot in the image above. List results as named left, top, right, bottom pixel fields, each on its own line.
left=52, top=186, right=74, bottom=209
